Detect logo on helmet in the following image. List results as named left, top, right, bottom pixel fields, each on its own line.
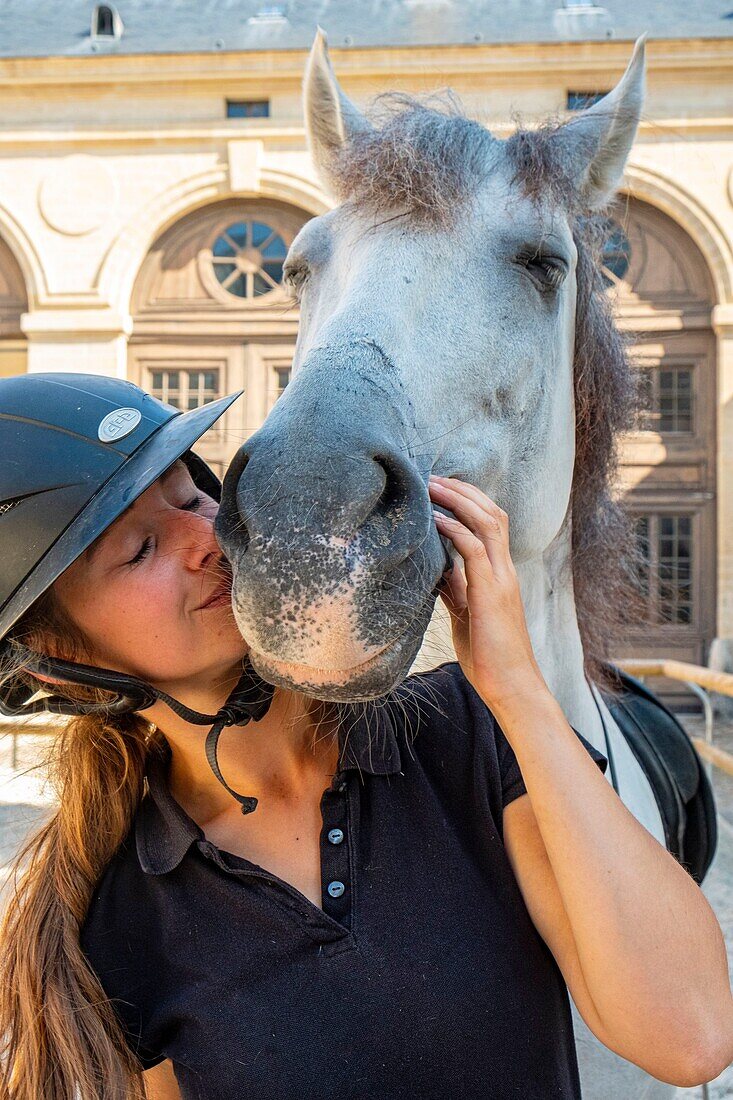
left=98, top=408, right=142, bottom=443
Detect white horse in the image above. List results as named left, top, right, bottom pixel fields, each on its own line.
left=216, top=32, right=674, bottom=1098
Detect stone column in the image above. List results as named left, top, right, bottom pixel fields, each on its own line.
left=708, top=305, right=733, bottom=712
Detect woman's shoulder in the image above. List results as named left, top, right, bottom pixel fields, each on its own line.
left=79, top=814, right=167, bottom=1069
left=79, top=782, right=181, bottom=985
left=385, top=659, right=527, bottom=827
left=80, top=822, right=155, bottom=958
left=391, top=659, right=510, bottom=780
left=395, top=659, right=499, bottom=750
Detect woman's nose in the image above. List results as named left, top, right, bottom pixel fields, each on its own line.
left=171, top=509, right=221, bottom=572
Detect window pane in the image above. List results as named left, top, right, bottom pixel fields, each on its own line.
left=226, top=99, right=270, bottom=118
left=261, top=234, right=287, bottom=258
left=152, top=369, right=180, bottom=410
left=252, top=221, right=273, bottom=248
left=226, top=273, right=247, bottom=297
left=227, top=222, right=246, bottom=248
left=658, top=515, right=693, bottom=625
left=601, top=220, right=631, bottom=282
left=212, top=236, right=236, bottom=258
left=185, top=369, right=219, bottom=410
left=274, top=366, right=291, bottom=400
left=211, top=219, right=285, bottom=298
left=261, top=260, right=284, bottom=285
left=635, top=368, right=653, bottom=430
left=213, top=262, right=237, bottom=286
left=253, top=273, right=271, bottom=296
left=566, top=90, right=608, bottom=110
left=658, top=367, right=694, bottom=433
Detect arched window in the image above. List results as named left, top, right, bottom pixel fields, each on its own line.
left=210, top=220, right=288, bottom=299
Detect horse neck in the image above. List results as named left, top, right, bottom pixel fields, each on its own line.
left=514, top=521, right=607, bottom=740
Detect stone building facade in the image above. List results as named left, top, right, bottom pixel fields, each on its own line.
left=1, top=1, right=732, bottom=669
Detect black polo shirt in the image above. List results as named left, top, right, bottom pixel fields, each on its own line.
left=80, top=660, right=608, bottom=1099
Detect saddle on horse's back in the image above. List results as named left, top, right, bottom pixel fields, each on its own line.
left=601, top=667, right=717, bottom=884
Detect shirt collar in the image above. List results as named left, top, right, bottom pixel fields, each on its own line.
left=136, top=698, right=402, bottom=876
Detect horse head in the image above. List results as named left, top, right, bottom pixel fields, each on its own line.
left=215, top=31, right=645, bottom=701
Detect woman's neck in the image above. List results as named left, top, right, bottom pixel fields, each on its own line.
left=151, top=680, right=341, bottom=824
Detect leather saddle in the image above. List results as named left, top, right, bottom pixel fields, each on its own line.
left=601, top=666, right=717, bottom=885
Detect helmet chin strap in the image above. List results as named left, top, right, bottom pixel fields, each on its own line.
left=1, top=644, right=276, bottom=814
left=155, top=658, right=277, bottom=814
left=201, top=663, right=276, bottom=815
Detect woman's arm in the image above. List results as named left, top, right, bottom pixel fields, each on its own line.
left=500, top=710, right=732, bottom=1086
left=144, top=1059, right=183, bottom=1100
left=429, top=474, right=733, bottom=1086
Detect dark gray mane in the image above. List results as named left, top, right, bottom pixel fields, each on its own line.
left=334, top=96, right=638, bottom=686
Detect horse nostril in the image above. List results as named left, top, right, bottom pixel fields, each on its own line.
left=222, top=448, right=250, bottom=497
left=373, top=452, right=409, bottom=514
left=216, top=450, right=251, bottom=552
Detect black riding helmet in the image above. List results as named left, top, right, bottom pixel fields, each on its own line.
left=0, top=372, right=275, bottom=813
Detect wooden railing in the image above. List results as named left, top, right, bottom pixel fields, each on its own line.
left=616, top=659, right=733, bottom=778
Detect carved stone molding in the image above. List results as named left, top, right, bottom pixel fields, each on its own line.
left=38, top=154, right=118, bottom=236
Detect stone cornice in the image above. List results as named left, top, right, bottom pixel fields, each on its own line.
left=0, top=116, right=727, bottom=150
left=0, top=37, right=730, bottom=87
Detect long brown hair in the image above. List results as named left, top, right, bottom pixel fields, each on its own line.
left=0, top=590, right=166, bottom=1099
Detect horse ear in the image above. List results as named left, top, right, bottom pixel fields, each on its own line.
left=303, top=28, right=370, bottom=192
left=553, top=35, right=646, bottom=210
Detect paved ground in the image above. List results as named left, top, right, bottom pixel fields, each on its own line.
left=0, top=718, right=732, bottom=1098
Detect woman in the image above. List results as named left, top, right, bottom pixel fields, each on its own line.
left=0, top=371, right=731, bottom=1100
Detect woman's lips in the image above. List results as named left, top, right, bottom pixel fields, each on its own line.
left=196, top=588, right=232, bottom=611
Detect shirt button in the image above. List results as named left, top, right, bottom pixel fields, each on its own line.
left=327, top=880, right=345, bottom=898
left=337, top=780, right=347, bottom=793
left=327, top=828, right=344, bottom=845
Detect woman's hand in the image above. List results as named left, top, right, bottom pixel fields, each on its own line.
left=428, top=475, right=548, bottom=712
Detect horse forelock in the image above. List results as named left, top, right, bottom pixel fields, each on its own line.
left=330, top=93, right=495, bottom=226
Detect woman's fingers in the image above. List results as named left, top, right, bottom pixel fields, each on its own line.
left=428, top=476, right=541, bottom=706
left=433, top=510, right=494, bottom=622
left=431, top=475, right=506, bottom=522
left=434, top=527, right=469, bottom=616
left=429, top=476, right=512, bottom=575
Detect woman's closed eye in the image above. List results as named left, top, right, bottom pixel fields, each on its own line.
left=125, top=494, right=205, bottom=568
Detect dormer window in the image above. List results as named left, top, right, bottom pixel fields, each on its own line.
left=247, top=5, right=288, bottom=25
left=91, top=4, right=124, bottom=40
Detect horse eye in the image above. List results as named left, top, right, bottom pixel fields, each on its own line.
left=282, top=259, right=310, bottom=294
left=518, top=252, right=568, bottom=292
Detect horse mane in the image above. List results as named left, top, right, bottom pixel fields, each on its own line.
left=332, top=96, right=640, bottom=686
left=330, top=92, right=495, bottom=226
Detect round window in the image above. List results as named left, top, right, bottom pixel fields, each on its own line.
left=211, top=220, right=287, bottom=298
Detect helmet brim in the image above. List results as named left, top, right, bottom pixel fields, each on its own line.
left=0, top=390, right=241, bottom=639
